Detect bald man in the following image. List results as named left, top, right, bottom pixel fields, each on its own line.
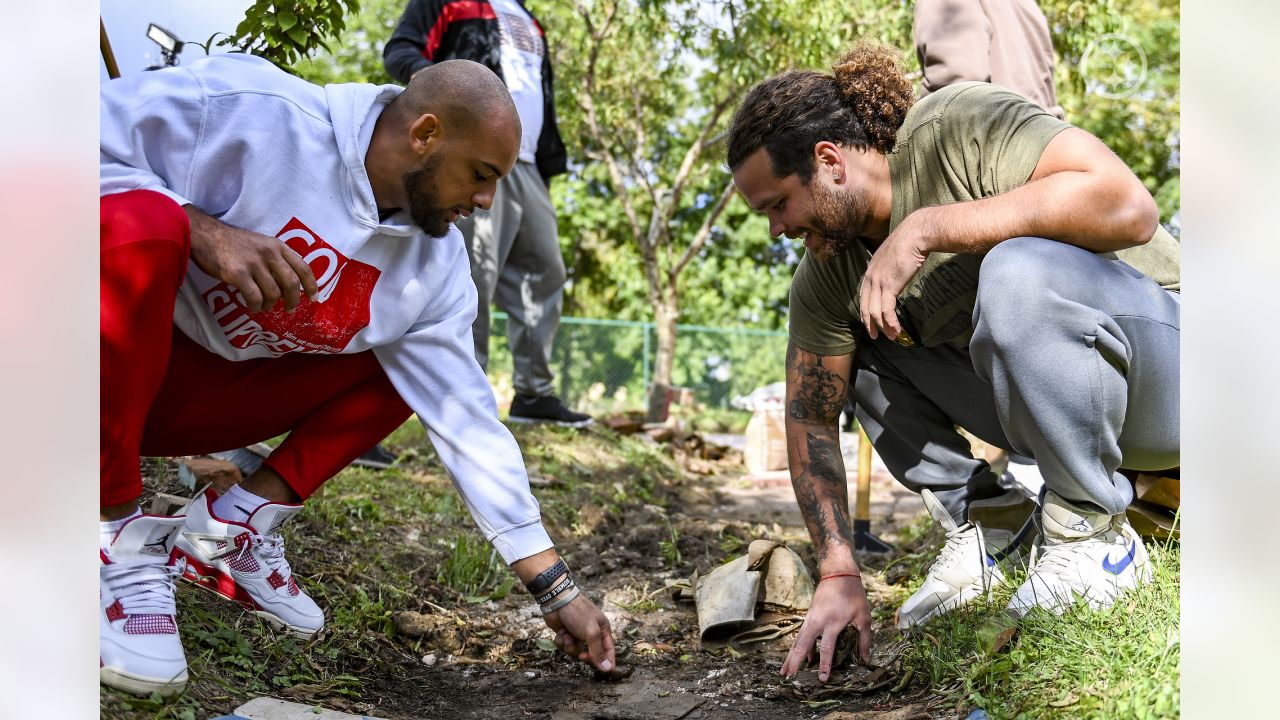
left=99, top=55, right=615, bottom=697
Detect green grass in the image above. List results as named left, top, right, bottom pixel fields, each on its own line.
left=436, top=530, right=508, bottom=597
left=683, top=407, right=752, bottom=434
left=898, top=540, right=1181, bottom=719
left=104, top=421, right=693, bottom=719
left=110, top=420, right=1182, bottom=720
left=659, top=520, right=683, bottom=568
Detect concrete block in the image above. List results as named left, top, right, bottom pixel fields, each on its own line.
left=229, top=697, right=384, bottom=720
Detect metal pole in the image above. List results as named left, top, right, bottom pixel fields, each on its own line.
left=101, top=17, right=122, bottom=79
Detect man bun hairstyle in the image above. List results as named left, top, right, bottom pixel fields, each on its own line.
left=831, top=42, right=914, bottom=156
left=727, top=42, right=913, bottom=183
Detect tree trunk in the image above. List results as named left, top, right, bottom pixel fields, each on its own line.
left=645, top=297, right=679, bottom=422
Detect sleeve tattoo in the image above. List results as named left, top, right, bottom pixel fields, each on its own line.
left=793, top=432, right=855, bottom=564
left=787, top=344, right=848, bottom=424
left=785, top=344, right=855, bottom=565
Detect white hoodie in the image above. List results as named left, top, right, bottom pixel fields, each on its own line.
left=100, top=54, right=551, bottom=563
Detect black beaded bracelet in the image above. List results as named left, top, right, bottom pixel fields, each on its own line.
left=534, top=575, right=575, bottom=606
left=525, top=558, right=569, bottom=595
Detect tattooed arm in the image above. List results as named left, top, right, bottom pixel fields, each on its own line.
left=780, top=342, right=873, bottom=680
left=785, top=342, right=855, bottom=571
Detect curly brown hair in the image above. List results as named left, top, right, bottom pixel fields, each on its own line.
left=727, top=42, right=913, bottom=183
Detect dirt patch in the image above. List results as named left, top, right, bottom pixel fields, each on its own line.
left=102, top=425, right=948, bottom=720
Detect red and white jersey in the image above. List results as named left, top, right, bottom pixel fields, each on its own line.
left=100, top=54, right=551, bottom=563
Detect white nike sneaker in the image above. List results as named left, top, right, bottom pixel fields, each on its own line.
left=175, top=489, right=324, bottom=638
left=1007, top=491, right=1152, bottom=618
left=100, top=515, right=189, bottom=696
left=897, top=489, right=1033, bottom=630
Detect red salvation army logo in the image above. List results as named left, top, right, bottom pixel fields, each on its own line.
left=202, top=218, right=381, bottom=355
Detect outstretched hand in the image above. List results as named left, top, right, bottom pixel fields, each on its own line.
left=543, top=594, right=616, bottom=672
left=781, top=575, right=873, bottom=683
left=184, top=205, right=318, bottom=313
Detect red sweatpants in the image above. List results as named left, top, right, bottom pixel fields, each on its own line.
left=101, top=190, right=412, bottom=507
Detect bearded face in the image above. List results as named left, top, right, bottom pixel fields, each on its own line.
left=401, top=154, right=452, bottom=238
left=805, top=176, right=871, bottom=261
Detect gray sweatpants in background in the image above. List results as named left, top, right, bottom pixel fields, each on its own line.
left=852, top=237, right=1180, bottom=522
left=457, top=161, right=565, bottom=398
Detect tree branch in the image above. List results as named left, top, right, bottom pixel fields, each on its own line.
left=672, top=177, right=736, bottom=281
left=626, top=84, right=658, bottom=204
left=667, top=89, right=737, bottom=217
left=576, top=1, right=644, bottom=247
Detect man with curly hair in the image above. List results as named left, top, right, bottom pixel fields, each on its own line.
left=727, top=43, right=1179, bottom=679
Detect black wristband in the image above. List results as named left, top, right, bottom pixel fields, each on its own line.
left=534, top=575, right=575, bottom=605
left=525, top=558, right=568, bottom=595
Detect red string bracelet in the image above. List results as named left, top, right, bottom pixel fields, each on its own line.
left=820, top=572, right=862, bottom=582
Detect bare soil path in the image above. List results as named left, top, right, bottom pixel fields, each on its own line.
left=103, top=425, right=954, bottom=720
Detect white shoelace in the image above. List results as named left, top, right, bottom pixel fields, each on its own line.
left=931, top=523, right=979, bottom=573
left=103, top=558, right=186, bottom=616
left=1030, top=541, right=1093, bottom=577
left=232, top=533, right=293, bottom=580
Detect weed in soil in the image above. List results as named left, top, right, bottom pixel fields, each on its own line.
left=100, top=422, right=1178, bottom=720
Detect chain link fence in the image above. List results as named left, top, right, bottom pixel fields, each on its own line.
left=485, top=312, right=788, bottom=416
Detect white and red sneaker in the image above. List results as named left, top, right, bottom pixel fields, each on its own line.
left=100, top=515, right=189, bottom=696
left=175, top=489, right=324, bottom=638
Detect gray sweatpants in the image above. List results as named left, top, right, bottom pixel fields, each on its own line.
left=852, top=237, right=1180, bottom=522
left=457, top=161, right=565, bottom=397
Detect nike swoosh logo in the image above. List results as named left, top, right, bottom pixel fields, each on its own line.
left=1101, top=542, right=1137, bottom=575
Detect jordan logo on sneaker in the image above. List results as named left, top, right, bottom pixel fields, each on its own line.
left=143, top=529, right=176, bottom=556
left=1070, top=519, right=1092, bottom=533
left=1101, top=541, right=1137, bottom=575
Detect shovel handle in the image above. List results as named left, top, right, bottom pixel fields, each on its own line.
left=101, top=17, right=121, bottom=79
left=855, top=427, right=872, bottom=522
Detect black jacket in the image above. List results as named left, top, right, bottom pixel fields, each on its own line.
left=383, top=0, right=568, bottom=181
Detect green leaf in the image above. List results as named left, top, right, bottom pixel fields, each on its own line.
left=277, top=10, right=299, bottom=31
left=535, top=638, right=557, bottom=652
left=976, top=612, right=1020, bottom=657
left=286, top=25, right=310, bottom=46
left=489, top=577, right=515, bottom=600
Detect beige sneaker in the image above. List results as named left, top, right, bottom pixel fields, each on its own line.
left=1007, top=491, right=1152, bottom=617
left=897, top=489, right=1033, bottom=629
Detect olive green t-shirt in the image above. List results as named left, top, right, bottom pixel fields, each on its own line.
left=788, top=81, right=1181, bottom=357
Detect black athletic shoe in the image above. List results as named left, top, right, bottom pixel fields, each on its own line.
left=351, top=444, right=398, bottom=470
left=507, top=395, right=593, bottom=428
